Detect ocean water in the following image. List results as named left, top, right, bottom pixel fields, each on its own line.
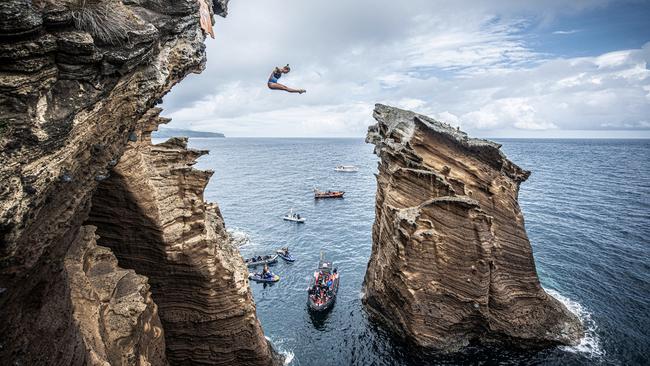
left=176, top=137, right=649, bottom=366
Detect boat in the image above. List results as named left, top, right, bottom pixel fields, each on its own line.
left=276, top=248, right=296, bottom=262
left=307, top=253, right=339, bottom=312
left=249, top=272, right=280, bottom=283
left=334, top=165, right=359, bottom=172
left=313, top=189, right=345, bottom=199
left=244, top=254, right=278, bottom=267
left=283, top=208, right=306, bottom=223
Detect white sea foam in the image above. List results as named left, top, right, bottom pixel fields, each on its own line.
left=281, top=350, right=295, bottom=365
left=545, top=288, right=604, bottom=359
left=264, top=336, right=296, bottom=365
left=227, top=227, right=251, bottom=246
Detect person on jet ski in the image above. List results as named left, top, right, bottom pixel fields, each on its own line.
left=262, top=264, right=271, bottom=278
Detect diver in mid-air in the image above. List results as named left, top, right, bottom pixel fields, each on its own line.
left=267, top=64, right=306, bottom=94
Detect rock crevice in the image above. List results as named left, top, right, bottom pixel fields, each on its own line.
left=363, top=104, right=583, bottom=351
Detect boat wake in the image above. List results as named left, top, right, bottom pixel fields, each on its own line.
left=227, top=227, right=251, bottom=246
left=545, top=288, right=604, bottom=360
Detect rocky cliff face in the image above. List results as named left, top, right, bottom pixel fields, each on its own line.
left=0, top=0, right=278, bottom=365
left=85, top=109, right=279, bottom=365
left=363, top=104, right=583, bottom=351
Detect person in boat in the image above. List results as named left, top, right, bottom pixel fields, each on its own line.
left=262, top=263, right=271, bottom=278
left=267, top=64, right=306, bottom=94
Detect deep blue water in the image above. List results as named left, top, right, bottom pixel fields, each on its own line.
left=176, top=138, right=649, bottom=366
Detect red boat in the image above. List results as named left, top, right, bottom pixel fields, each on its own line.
left=314, top=189, right=345, bottom=199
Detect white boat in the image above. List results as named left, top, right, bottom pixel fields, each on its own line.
left=283, top=208, right=306, bottom=223
left=334, top=165, right=359, bottom=172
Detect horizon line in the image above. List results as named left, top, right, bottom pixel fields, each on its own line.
left=164, top=136, right=650, bottom=140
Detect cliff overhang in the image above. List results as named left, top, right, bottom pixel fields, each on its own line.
left=0, top=0, right=280, bottom=364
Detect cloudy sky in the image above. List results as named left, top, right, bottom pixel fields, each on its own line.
left=161, top=0, right=650, bottom=138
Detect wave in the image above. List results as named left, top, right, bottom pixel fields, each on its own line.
left=264, top=336, right=296, bottom=365
left=281, top=350, right=295, bottom=366
left=227, top=227, right=251, bottom=246
left=545, top=288, right=604, bottom=360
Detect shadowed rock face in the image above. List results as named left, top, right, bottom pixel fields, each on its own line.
left=65, top=225, right=167, bottom=366
left=363, top=104, right=583, bottom=351
left=0, top=0, right=278, bottom=365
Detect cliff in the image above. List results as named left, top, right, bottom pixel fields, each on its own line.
left=363, top=104, right=583, bottom=351
left=0, top=0, right=279, bottom=365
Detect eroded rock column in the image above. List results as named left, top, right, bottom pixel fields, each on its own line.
left=363, top=104, right=583, bottom=351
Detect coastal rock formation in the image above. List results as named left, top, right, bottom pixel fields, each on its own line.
left=0, top=0, right=278, bottom=365
left=363, top=104, right=583, bottom=351
left=86, top=109, right=279, bottom=365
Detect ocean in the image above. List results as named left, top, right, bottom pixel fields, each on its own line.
left=173, top=137, right=649, bottom=366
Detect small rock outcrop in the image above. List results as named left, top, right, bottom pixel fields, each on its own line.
left=363, top=104, right=583, bottom=351
left=0, top=0, right=278, bottom=365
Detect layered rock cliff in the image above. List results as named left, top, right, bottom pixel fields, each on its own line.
left=85, top=109, right=278, bottom=365
left=0, top=0, right=278, bottom=365
left=363, top=104, right=583, bottom=351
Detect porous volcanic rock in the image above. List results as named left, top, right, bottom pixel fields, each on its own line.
left=0, top=0, right=278, bottom=365
left=363, top=104, right=583, bottom=351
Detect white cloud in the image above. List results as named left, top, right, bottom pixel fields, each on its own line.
left=553, top=29, right=581, bottom=35
left=161, top=0, right=649, bottom=137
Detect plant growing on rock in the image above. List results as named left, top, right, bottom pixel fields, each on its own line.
left=66, top=0, right=138, bottom=45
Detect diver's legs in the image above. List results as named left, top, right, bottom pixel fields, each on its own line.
left=268, top=82, right=306, bottom=94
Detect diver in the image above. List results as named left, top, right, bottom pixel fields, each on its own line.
left=267, top=64, right=306, bottom=94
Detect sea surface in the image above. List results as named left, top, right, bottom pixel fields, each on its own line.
left=176, top=137, right=649, bottom=366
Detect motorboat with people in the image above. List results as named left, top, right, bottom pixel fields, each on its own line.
left=283, top=208, right=306, bottom=223
left=307, top=252, right=339, bottom=312
left=334, top=165, right=359, bottom=172
left=276, top=247, right=296, bottom=262
left=244, top=254, right=278, bottom=267
left=313, top=188, right=345, bottom=199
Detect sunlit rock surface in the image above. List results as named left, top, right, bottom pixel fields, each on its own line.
left=65, top=225, right=167, bottom=365
left=363, top=104, right=583, bottom=351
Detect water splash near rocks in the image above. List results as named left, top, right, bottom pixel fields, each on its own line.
left=547, top=288, right=605, bottom=360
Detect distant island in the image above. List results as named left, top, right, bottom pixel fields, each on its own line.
left=153, top=127, right=225, bottom=138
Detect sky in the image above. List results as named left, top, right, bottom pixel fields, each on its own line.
left=161, top=0, right=650, bottom=138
